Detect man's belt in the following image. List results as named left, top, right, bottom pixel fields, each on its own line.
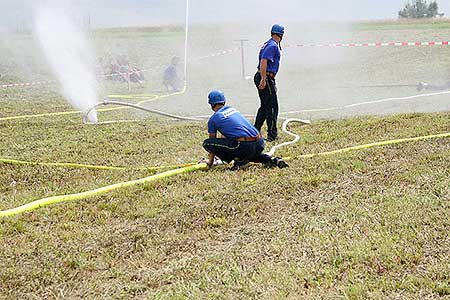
left=236, top=134, right=263, bottom=142
left=257, top=70, right=276, bottom=78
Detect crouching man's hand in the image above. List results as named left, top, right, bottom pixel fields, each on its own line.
left=199, top=153, right=222, bottom=168
left=198, top=157, right=211, bottom=166
left=198, top=154, right=214, bottom=168
left=206, top=153, right=215, bottom=168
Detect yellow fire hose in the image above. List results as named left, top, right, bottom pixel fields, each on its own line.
left=0, top=164, right=207, bottom=218
left=0, top=100, right=149, bottom=122
left=1, top=130, right=449, bottom=218
left=0, top=82, right=188, bottom=122
left=296, top=132, right=450, bottom=159
left=0, top=85, right=186, bottom=122
left=0, top=158, right=196, bottom=172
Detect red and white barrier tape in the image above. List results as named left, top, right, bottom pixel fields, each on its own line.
left=195, top=48, right=240, bottom=60
left=0, top=69, right=150, bottom=90
left=0, top=49, right=239, bottom=90
left=0, top=80, right=56, bottom=89
left=4, top=41, right=446, bottom=90
left=284, top=41, right=450, bottom=48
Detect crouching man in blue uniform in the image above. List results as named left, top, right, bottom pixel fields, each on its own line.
left=202, top=90, right=288, bottom=171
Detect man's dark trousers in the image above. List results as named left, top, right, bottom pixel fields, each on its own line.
left=203, top=138, right=271, bottom=164
left=254, top=71, right=279, bottom=140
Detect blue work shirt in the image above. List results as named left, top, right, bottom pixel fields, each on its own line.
left=208, top=106, right=259, bottom=140
left=164, top=64, right=178, bottom=81
left=258, top=38, right=281, bottom=74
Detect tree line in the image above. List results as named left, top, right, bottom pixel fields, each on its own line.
left=399, top=0, right=443, bottom=19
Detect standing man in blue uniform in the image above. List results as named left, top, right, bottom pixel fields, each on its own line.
left=163, top=56, right=183, bottom=92
left=202, top=90, right=288, bottom=171
left=254, top=24, right=285, bottom=142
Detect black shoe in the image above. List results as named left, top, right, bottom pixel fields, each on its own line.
left=230, top=159, right=249, bottom=171
left=274, top=157, right=289, bottom=169
left=265, top=157, right=289, bottom=169
left=266, top=136, right=277, bottom=142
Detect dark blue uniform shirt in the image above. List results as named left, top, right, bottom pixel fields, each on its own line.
left=164, top=64, right=178, bottom=81
left=258, top=38, right=281, bottom=74
left=208, top=106, right=259, bottom=140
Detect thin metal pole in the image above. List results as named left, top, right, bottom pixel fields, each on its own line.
left=241, top=40, right=245, bottom=79
left=235, top=39, right=249, bottom=80
left=184, top=0, right=190, bottom=81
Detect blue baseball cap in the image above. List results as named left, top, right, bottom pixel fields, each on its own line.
left=208, top=90, right=226, bottom=105
left=271, top=24, right=285, bottom=35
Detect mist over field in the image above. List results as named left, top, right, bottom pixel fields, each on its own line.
left=34, top=1, right=98, bottom=122
left=1, top=0, right=450, bottom=29
left=0, top=0, right=449, bottom=120
left=1, top=2, right=450, bottom=300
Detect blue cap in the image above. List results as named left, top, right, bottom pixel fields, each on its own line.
left=208, top=90, right=226, bottom=105
left=271, top=24, right=285, bottom=35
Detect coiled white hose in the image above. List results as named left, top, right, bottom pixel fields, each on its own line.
left=267, top=118, right=311, bottom=156
left=83, top=100, right=311, bottom=157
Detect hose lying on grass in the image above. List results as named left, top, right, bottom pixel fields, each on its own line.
left=1, top=119, right=449, bottom=217
left=0, top=164, right=208, bottom=218
left=0, top=158, right=196, bottom=172
left=82, top=99, right=201, bottom=124
left=0, top=83, right=187, bottom=122
left=296, top=132, right=450, bottom=159
left=0, top=119, right=308, bottom=217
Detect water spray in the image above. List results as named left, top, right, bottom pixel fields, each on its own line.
left=34, top=2, right=99, bottom=123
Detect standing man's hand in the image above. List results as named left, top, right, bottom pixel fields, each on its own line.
left=258, top=58, right=268, bottom=90
left=258, top=78, right=266, bottom=90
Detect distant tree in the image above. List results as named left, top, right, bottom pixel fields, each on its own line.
left=427, top=1, right=439, bottom=17
left=398, top=0, right=440, bottom=18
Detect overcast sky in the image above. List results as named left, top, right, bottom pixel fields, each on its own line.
left=1, top=0, right=450, bottom=28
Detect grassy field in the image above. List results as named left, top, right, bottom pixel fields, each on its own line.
left=351, top=18, right=450, bottom=31
left=2, top=18, right=450, bottom=119
left=1, top=20, right=450, bottom=299
left=0, top=111, right=449, bottom=299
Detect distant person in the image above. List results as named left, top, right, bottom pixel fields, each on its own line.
left=128, top=65, right=145, bottom=84
left=202, top=90, right=288, bottom=171
left=417, top=80, right=450, bottom=91
left=95, top=57, right=106, bottom=76
left=108, top=58, right=122, bottom=81
left=163, top=56, right=183, bottom=92
left=116, top=54, right=130, bottom=68
left=117, top=54, right=131, bottom=82
left=254, top=24, right=285, bottom=142
left=107, top=54, right=144, bottom=84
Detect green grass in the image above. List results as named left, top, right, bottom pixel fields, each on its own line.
left=1, top=20, right=450, bottom=300
left=2, top=19, right=450, bottom=120
left=352, top=18, right=450, bottom=31
left=0, top=110, right=449, bottom=300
